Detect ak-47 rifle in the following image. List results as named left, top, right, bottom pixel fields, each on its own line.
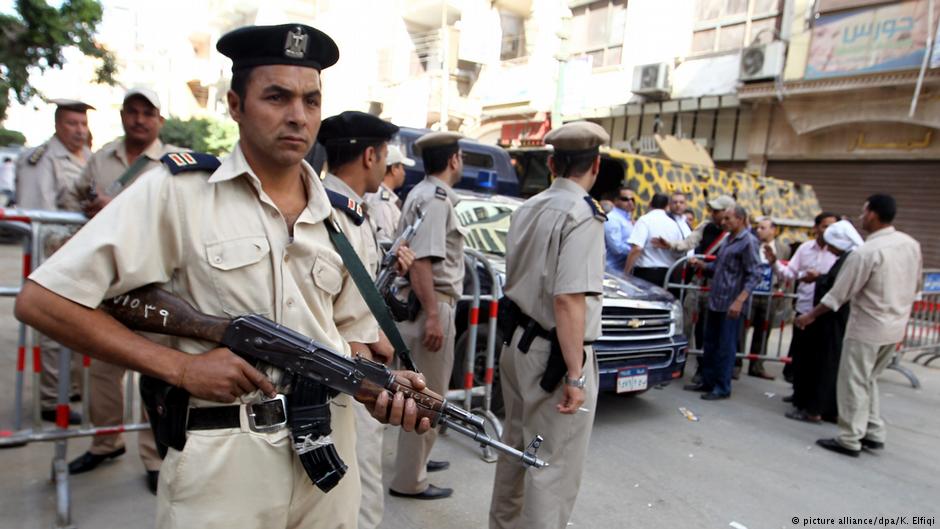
left=376, top=207, right=424, bottom=322
left=101, top=285, right=549, bottom=471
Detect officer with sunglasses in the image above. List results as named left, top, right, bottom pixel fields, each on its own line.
left=604, top=186, right=635, bottom=272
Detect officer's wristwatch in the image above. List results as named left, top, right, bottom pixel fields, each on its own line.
left=564, top=374, right=586, bottom=389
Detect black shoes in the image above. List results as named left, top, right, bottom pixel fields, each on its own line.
left=389, top=484, right=453, bottom=500
left=68, top=447, right=126, bottom=474
left=861, top=438, right=885, bottom=450
left=748, top=370, right=775, bottom=381
left=146, top=470, right=159, bottom=495
left=701, top=392, right=730, bottom=401
left=426, top=460, right=450, bottom=472
left=683, top=383, right=711, bottom=393
left=785, top=409, right=822, bottom=424
left=816, top=438, right=860, bottom=458
left=40, top=409, right=82, bottom=425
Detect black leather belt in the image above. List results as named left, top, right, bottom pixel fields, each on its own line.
left=187, top=395, right=288, bottom=433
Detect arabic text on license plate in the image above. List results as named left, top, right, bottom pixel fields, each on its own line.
left=617, top=367, right=648, bottom=393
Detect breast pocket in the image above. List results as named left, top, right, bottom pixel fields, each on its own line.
left=206, top=236, right=273, bottom=316
left=311, top=251, right=343, bottom=297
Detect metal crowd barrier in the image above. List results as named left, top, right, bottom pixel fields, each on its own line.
left=903, top=269, right=940, bottom=369
left=445, top=248, right=503, bottom=463
left=0, top=208, right=149, bottom=529
left=663, top=253, right=924, bottom=388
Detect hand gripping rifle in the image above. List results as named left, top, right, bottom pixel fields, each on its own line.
left=376, top=208, right=424, bottom=322
left=101, top=285, right=548, bottom=479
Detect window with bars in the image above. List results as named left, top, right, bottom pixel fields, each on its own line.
left=690, top=0, right=781, bottom=55
left=569, top=0, right=627, bottom=68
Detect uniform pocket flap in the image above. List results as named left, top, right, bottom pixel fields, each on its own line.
left=206, top=237, right=271, bottom=271
left=312, top=253, right=343, bottom=296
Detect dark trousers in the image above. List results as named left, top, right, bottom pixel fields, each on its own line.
left=701, top=309, right=743, bottom=396
left=782, top=312, right=806, bottom=381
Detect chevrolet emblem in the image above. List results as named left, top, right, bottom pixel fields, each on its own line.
left=284, top=27, right=308, bottom=59
left=627, top=319, right=645, bottom=329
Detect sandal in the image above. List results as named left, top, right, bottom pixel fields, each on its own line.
left=785, top=409, right=822, bottom=424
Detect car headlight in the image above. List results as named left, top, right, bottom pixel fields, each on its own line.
left=670, top=302, right=683, bottom=335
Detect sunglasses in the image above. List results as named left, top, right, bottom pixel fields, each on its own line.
left=618, top=196, right=635, bottom=202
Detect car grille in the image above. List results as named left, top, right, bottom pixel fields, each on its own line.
left=597, top=306, right=673, bottom=342
left=594, top=348, right=673, bottom=365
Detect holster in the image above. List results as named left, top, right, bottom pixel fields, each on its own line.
left=139, top=375, right=189, bottom=458
left=497, top=298, right=587, bottom=393
left=288, top=376, right=347, bottom=492
left=385, top=286, right=421, bottom=322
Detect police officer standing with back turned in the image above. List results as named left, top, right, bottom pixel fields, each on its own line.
left=389, top=131, right=466, bottom=501
left=489, top=121, right=607, bottom=529
left=15, top=24, right=430, bottom=529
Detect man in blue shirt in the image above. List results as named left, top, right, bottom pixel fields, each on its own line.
left=684, top=206, right=761, bottom=400
left=604, top=186, right=635, bottom=272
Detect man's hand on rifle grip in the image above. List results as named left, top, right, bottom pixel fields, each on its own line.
left=176, top=347, right=276, bottom=402
left=370, top=370, right=432, bottom=434
left=394, top=244, right=415, bottom=275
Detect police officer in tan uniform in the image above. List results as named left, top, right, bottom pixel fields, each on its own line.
left=389, top=131, right=466, bottom=500
left=64, top=87, right=179, bottom=492
left=317, top=110, right=415, bottom=529
left=15, top=98, right=95, bottom=424
left=364, top=144, right=413, bottom=242
left=489, top=121, right=608, bottom=529
left=15, top=24, right=429, bottom=529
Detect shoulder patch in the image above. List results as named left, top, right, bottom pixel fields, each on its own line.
left=27, top=143, right=49, bottom=165
left=434, top=187, right=448, bottom=200
left=584, top=196, right=607, bottom=221
left=380, top=190, right=392, bottom=201
left=326, top=189, right=365, bottom=225
left=160, top=152, right=221, bottom=175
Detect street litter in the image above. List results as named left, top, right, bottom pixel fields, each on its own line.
left=729, top=522, right=749, bottom=529
left=764, top=392, right=775, bottom=398
left=678, top=406, right=699, bottom=421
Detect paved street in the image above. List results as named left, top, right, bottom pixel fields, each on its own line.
left=0, top=242, right=938, bottom=529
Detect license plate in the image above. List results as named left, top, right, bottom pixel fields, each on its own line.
left=617, top=367, right=648, bottom=393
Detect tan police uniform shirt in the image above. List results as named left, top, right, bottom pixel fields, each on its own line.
left=821, top=226, right=922, bottom=344
left=59, top=137, right=179, bottom=212
left=397, top=175, right=465, bottom=299
left=504, top=177, right=605, bottom=340
left=364, top=183, right=401, bottom=243
left=322, top=173, right=380, bottom=345
left=15, top=135, right=90, bottom=210
left=29, top=143, right=374, bottom=404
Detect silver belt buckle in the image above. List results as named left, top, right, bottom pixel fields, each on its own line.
left=246, top=394, right=288, bottom=433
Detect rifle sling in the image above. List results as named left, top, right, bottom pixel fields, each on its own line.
left=325, top=219, right=418, bottom=372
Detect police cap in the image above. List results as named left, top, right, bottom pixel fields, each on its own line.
left=49, top=99, right=95, bottom=112
left=318, top=111, right=399, bottom=145
left=216, top=24, right=339, bottom=72
left=413, top=131, right=463, bottom=156
left=544, top=121, right=609, bottom=155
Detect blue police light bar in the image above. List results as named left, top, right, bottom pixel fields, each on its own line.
left=476, top=170, right=497, bottom=192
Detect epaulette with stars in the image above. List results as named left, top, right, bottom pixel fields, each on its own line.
left=160, top=152, right=221, bottom=175
left=584, top=196, right=607, bottom=221
left=380, top=189, right=392, bottom=201
left=434, top=187, right=448, bottom=200
left=326, top=189, right=365, bottom=225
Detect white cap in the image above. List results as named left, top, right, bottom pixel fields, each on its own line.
left=386, top=145, right=415, bottom=167
left=124, top=87, right=161, bottom=111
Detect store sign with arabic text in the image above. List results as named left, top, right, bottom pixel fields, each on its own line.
left=806, top=0, right=940, bottom=79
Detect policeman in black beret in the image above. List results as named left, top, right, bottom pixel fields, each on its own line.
left=318, top=110, right=416, bottom=529
left=15, top=24, right=431, bottom=529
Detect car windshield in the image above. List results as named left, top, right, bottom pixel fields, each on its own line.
left=455, top=199, right=518, bottom=256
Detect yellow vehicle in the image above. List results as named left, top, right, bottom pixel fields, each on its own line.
left=506, top=146, right=819, bottom=246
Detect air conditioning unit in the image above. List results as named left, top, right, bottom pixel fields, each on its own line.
left=632, top=63, right=671, bottom=98
left=739, top=41, right=786, bottom=82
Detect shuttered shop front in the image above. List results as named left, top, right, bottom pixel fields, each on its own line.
left=767, top=161, right=940, bottom=268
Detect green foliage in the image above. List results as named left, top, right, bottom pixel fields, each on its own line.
left=0, top=128, right=27, bottom=146
left=160, top=116, right=238, bottom=156
left=0, top=0, right=117, bottom=122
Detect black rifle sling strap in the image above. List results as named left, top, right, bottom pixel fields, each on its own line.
left=324, top=219, right=418, bottom=372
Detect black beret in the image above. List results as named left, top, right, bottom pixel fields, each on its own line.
left=216, top=24, right=339, bottom=72
left=318, top=111, right=399, bottom=145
